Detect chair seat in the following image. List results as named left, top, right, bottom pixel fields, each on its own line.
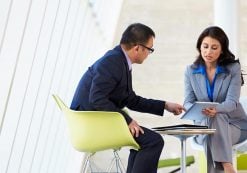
left=158, top=155, right=195, bottom=168
left=233, top=139, right=247, bottom=153
left=237, top=153, right=247, bottom=170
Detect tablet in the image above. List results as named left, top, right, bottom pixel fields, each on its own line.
left=181, top=102, right=219, bottom=121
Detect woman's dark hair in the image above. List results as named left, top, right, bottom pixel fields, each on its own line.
left=194, top=26, right=244, bottom=85
left=120, top=23, right=155, bottom=49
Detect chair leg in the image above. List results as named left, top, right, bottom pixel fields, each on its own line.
left=81, top=154, right=91, bottom=173
left=107, top=156, right=116, bottom=172
left=114, top=151, right=126, bottom=173
left=107, top=150, right=126, bottom=173
left=82, top=151, right=126, bottom=173
left=81, top=153, right=104, bottom=173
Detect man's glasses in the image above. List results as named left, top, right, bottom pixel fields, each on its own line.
left=139, top=44, right=154, bottom=54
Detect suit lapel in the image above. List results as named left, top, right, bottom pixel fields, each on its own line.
left=122, top=54, right=132, bottom=93
left=117, top=45, right=132, bottom=93
left=194, top=73, right=209, bottom=101
left=128, top=70, right=132, bottom=92
left=213, top=73, right=228, bottom=101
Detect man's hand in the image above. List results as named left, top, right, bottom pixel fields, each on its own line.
left=165, top=101, right=185, bottom=115
left=128, top=120, right=144, bottom=138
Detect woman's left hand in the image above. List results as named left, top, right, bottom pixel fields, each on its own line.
left=202, top=107, right=217, bottom=117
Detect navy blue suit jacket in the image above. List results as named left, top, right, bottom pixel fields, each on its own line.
left=70, top=45, right=165, bottom=124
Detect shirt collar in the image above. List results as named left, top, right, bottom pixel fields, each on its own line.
left=121, top=47, right=132, bottom=71
left=192, top=64, right=226, bottom=75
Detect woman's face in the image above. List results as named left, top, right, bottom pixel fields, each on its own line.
left=200, top=36, right=222, bottom=65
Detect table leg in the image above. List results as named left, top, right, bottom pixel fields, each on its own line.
left=180, top=138, right=187, bottom=173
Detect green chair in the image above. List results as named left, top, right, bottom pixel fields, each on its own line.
left=52, top=94, right=195, bottom=173
left=190, top=131, right=247, bottom=173
left=237, top=153, right=247, bottom=170
left=53, top=94, right=139, bottom=173
left=158, top=155, right=195, bottom=173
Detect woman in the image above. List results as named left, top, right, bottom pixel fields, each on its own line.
left=184, top=26, right=247, bottom=173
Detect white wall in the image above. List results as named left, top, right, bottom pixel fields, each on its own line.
left=0, top=0, right=123, bottom=172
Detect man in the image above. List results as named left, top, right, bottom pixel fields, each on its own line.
left=70, top=23, right=184, bottom=173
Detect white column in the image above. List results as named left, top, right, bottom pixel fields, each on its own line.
left=214, top=0, right=239, bottom=58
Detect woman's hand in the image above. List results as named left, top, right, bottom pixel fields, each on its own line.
left=202, top=107, right=217, bottom=117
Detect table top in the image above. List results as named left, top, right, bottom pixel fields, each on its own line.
left=156, top=128, right=216, bottom=136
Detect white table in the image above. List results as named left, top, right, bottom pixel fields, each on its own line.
left=157, top=129, right=216, bottom=173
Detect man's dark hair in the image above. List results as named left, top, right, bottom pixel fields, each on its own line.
left=120, top=23, right=155, bottom=49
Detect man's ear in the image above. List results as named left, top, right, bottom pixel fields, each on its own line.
left=133, top=45, right=139, bottom=53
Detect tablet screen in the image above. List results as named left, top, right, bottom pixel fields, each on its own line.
left=181, top=102, right=219, bottom=121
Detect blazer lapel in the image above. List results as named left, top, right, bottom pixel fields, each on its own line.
left=213, top=73, right=228, bottom=101
left=117, top=45, right=132, bottom=93
left=122, top=55, right=132, bottom=93
left=194, top=73, right=209, bottom=100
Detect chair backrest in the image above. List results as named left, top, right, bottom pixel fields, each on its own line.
left=52, top=94, right=140, bottom=153
left=236, top=97, right=247, bottom=153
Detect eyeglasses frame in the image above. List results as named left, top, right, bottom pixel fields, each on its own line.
left=138, top=44, right=154, bottom=54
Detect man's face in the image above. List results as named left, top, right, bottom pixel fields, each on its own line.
left=134, top=37, right=154, bottom=64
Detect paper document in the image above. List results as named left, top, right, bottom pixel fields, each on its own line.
left=181, top=102, right=219, bottom=121
left=152, top=124, right=208, bottom=131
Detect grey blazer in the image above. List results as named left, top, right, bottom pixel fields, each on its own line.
left=184, top=62, right=247, bottom=130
